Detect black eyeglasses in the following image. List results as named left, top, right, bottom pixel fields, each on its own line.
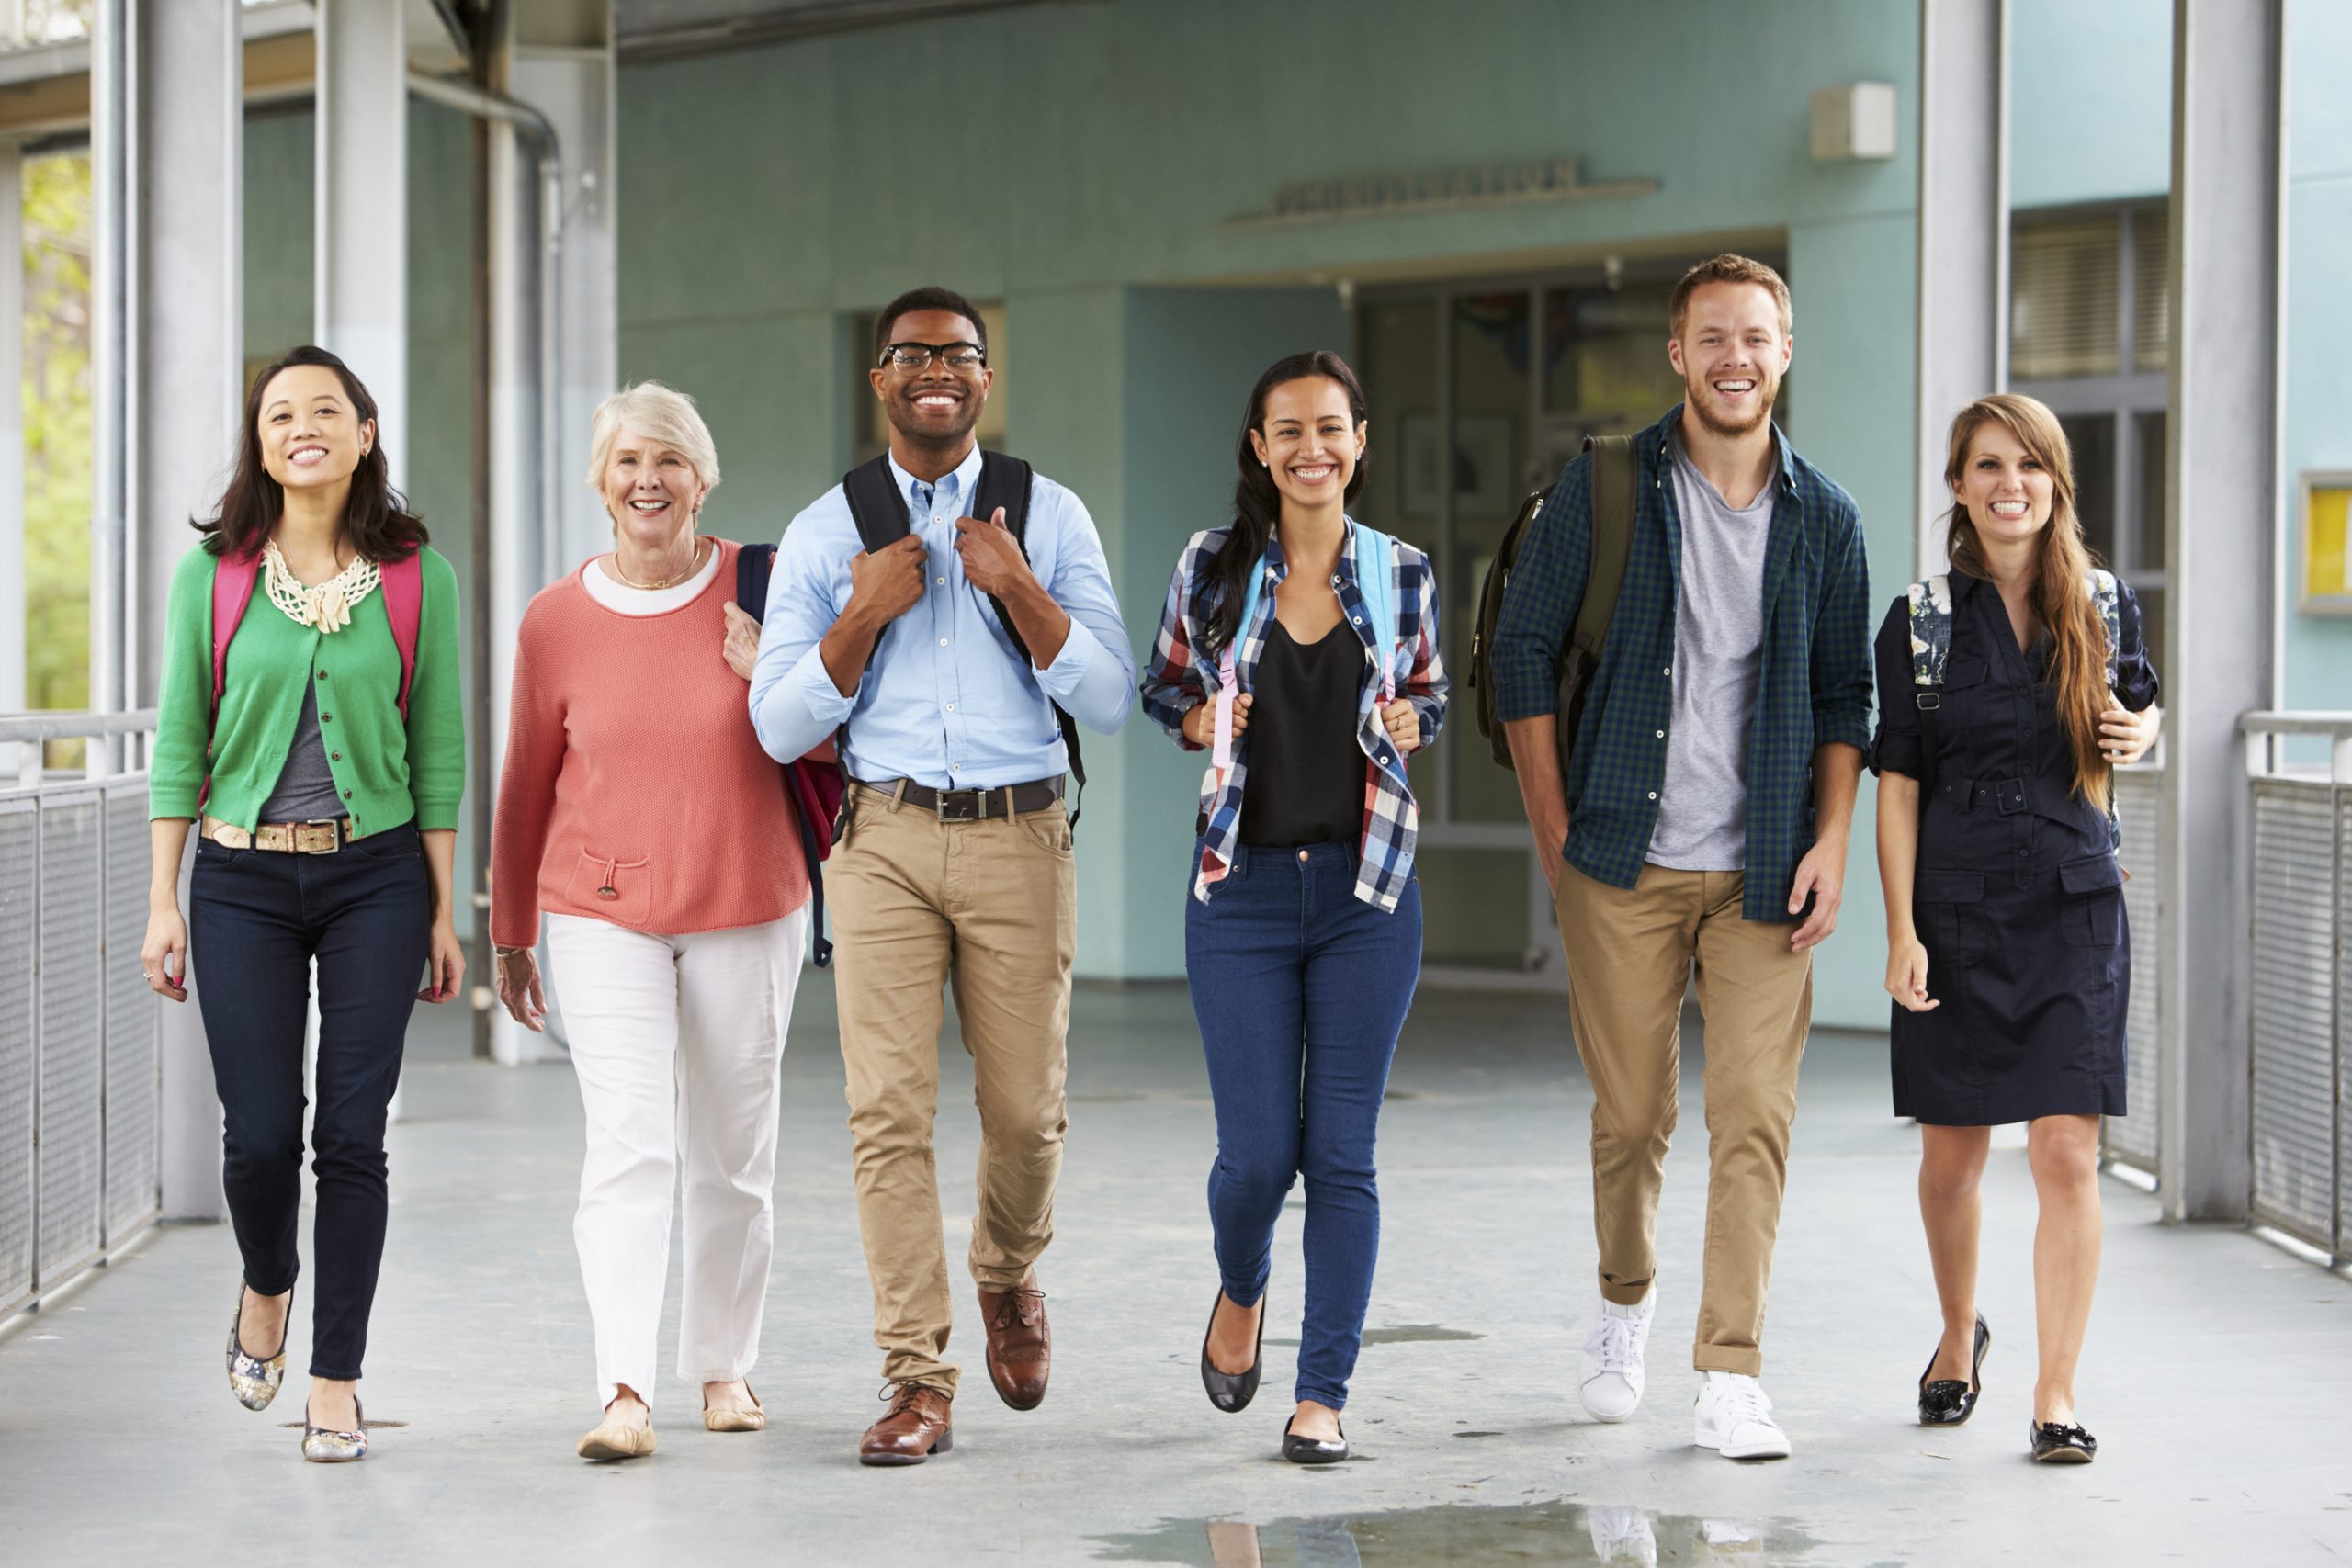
left=879, top=341, right=986, bottom=372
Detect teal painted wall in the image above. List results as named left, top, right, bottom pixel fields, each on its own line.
left=2012, top=0, right=2172, bottom=207
left=614, top=0, right=1928, bottom=1017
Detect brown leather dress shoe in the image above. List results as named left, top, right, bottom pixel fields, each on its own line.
left=978, top=1276, right=1051, bottom=1410
left=859, top=1382, right=954, bottom=1466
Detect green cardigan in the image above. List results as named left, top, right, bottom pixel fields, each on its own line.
left=150, top=543, right=466, bottom=837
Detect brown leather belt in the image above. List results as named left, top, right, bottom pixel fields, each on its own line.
left=853, top=775, right=1065, bottom=823
left=201, top=814, right=356, bottom=853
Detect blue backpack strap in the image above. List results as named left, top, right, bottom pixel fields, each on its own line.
left=1350, top=518, right=1400, bottom=698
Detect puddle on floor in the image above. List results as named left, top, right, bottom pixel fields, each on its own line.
left=1266, top=1325, right=1485, bottom=1348
left=1092, top=1497, right=1821, bottom=1566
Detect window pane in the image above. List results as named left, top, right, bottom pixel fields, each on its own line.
left=2134, top=410, right=2166, bottom=574
left=1542, top=279, right=1683, bottom=430
left=2011, top=217, right=2121, bottom=379
left=2132, top=208, right=2170, bottom=374
left=2060, top=412, right=2118, bottom=565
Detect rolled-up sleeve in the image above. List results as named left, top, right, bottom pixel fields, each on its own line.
left=1808, top=506, right=1873, bottom=754
left=1868, top=597, right=1921, bottom=779
left=750, top=505, right=854, bottom=764
left=1491, top=454, right=1591, bottom=721
left=1031, top=488, right=1135, bottom=736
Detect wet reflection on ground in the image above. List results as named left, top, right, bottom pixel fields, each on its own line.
left=1093, top=1498, right=1818, bottom=1566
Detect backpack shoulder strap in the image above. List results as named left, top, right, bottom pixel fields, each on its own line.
left=737, top=540, right=776, bottom=620
left=2086, top=569, right=2121, bottom=688
left=1572, top=434, right=1636, bottom=661
left=841, top=456, right=910, bottom=551
left=209, top=551, right=261, bottom=720
left=975, top=451, right=1034, bottom=544
left=1905, top=574, right=1955, bottom=691
left=1349, top=519, right=1401, bottom=700
left=380, top=551, right=424, bottom=721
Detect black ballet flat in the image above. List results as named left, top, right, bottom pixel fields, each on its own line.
left=1200, top=1290, right=1265, bottom=1414
left=1917, top=1312, right=1990, bottom=1426
left=1282, top=1415, right=1348, bottom=1465
left=2030, top=1418, right=2098, bottom=1463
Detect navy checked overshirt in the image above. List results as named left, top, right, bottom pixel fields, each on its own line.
left=1489, top=406, right=1872, bottom=922
left=1140, top=522, right=1447, bottom=912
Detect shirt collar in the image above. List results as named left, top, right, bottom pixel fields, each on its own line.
left=887, top=443, right=983, bottom=512
left=1657, top=403, right=1797, bottom=492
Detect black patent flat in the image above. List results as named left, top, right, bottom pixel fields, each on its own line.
left=1917, top=1312, right=1990, bottom=1426
left=1282, top=1416, right=1348, bottom=1465
left=2030, top=1418, right=2097, bottom=1463
left=1200, top=1289, right=1265, bottom=1414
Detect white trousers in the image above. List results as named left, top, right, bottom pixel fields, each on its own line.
left=546, top=907, right=810, bottom=1407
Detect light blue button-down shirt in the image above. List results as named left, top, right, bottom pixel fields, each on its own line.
left=750, top=446, right=1135, bottom=788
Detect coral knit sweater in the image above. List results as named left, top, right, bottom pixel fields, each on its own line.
left=491, top=539, right=809, bottom=948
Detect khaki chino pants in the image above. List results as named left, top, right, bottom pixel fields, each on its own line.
left=1555, top=862, right=1813, bottom=1376
left=828, top=784, right=1077, bottom=1394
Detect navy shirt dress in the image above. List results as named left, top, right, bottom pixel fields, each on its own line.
left=1869, top=572, right=2161, bottom=1126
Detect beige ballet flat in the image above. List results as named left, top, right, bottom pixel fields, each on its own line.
left=577, top=1416, right=657, bottom=1461
left=703, top=1384, right=765, bottom=1433
left=301, top=1398, right=368, bottom=1463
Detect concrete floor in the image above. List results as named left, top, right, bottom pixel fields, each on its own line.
left=4, top=972, right=2350, bottom=1567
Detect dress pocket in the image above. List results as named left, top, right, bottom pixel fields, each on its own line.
left=1915, top=868, right=1988, bottom=966
left=2058, top=853, right=2123, bottom=947
left=565, top=849, right=653, bottom=926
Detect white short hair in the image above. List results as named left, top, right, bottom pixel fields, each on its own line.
left=585, top=381, right=721, bottom=493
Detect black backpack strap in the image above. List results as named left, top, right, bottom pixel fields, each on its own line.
left=1575, top=434, right=1637, bottom=665
left=736, top=540, right=775, bottom=616
left=974, top=452, right=1086, bottom=831
left=841, top=455, right=911, bottom=550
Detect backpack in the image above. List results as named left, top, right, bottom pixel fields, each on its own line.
left=737, top=543, right=846, bottom=967
left=204, top=547, right=422, bottom=806
left=1905, top=569, right=2124, bottom=847
left=1211, top=521, right=1406, bottom=775
left=1467, top=434, right=1637, bottom=778
left=840, top=451, right=1086, bottom=830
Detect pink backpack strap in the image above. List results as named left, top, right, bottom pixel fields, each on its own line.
left=209, top=551, right=260, bottom=719
left=380, top=551, right=423, bottom=720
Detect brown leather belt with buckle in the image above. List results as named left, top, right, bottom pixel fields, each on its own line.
left=201, top=814, right=356, bottom=853
left=853, top=775, right=1066, bottom=823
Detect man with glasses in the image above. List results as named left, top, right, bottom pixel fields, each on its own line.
left=750, top=286, right=1134, bottom=1464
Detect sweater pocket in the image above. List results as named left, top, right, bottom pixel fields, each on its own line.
left=566, top=849, right=653, bottom=927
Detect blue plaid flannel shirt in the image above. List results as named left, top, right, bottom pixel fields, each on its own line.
left=1489, top=406, right=1872, bottom=921
left=1140, top=522, right=1448, bottom=912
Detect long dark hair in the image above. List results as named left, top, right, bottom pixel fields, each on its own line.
left=1204, top=350, right=1370, bottom=655
left=194, top=345, right=427, bottom=562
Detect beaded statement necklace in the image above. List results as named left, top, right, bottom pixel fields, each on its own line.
left=262, top=541, right=380, bottom=633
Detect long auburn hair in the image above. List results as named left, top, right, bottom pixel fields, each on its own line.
left=1941, top=392, right=2112, bottom=811
left=1204, top=350, right=1370, bottom=655
left=194, top=345, right=427, bottom=562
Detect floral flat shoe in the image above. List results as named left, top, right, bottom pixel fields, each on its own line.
left=226, top=1280, right=288, bottom=1412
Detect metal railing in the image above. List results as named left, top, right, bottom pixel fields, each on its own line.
left=2103, top=758, right=2167, bottom=1179
left=0, top=710, right=159, bottom=1319
left=2241, top=712, right=2352, bottom=1265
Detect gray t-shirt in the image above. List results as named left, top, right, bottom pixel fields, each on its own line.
left=1646, top=427, right=1777, bottom=872
left=257, top=682, right=346, bottom=823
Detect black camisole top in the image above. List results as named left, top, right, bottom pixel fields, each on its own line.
left=1238, top=618, right=1365, bottom=848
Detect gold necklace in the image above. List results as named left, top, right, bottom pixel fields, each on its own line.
left=609, top=536, right=707, bottom=591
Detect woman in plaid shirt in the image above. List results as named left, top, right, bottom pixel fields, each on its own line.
left=1140, top=351, right=1445, bottom=1464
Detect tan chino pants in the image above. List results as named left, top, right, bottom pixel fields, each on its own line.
left=827, top=784, right=1077, bottom=1394
left=1555, top=862, right=1813, bottom=1376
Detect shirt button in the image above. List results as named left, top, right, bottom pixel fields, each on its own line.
left=342, top=789, right=353, bottom=800
left=1656, top=729, right=1665, bottom=739
left=320, top=712, right=332, bottom=722
left=945, top=704, right=956, bottom=712
left=1351, top=615, right=1362, bottom=626
left=939, top=638, right=949, bottom=647
left=1663, top=666, right=1672, bottom=677
left=316, top=671, right=327, bottom=681
left=1298, top=849, right=1310, bottom=863
left=1647, top=791, right=1658, bottom=800
left=936, top=578, right=946, bottom=586
left=331, top=751, right=341, bottom=761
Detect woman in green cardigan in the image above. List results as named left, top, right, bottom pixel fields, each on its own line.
left=140, top=346, right=465, bottom=1463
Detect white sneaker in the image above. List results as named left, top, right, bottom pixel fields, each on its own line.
left=1692, top=1371, right=1791, bottom=1460
left=1587, top=1506, right=1658, bottom=1567
left=1577, top=1292, right=1654, bottom=1422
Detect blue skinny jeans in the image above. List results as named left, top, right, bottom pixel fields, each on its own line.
left=1183, top=840, right=1421, bottom=1410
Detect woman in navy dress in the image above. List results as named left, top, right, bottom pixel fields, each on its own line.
left=1871, top=394, right=2160, bottom=1465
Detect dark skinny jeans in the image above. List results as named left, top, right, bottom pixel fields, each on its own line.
left=189, top=820, right=429, bottom=1380
left=1184, top=840, right=1421, bottom=1410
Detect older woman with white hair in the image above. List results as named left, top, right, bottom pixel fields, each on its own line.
left=491, top=381, right=813, bottom=1461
